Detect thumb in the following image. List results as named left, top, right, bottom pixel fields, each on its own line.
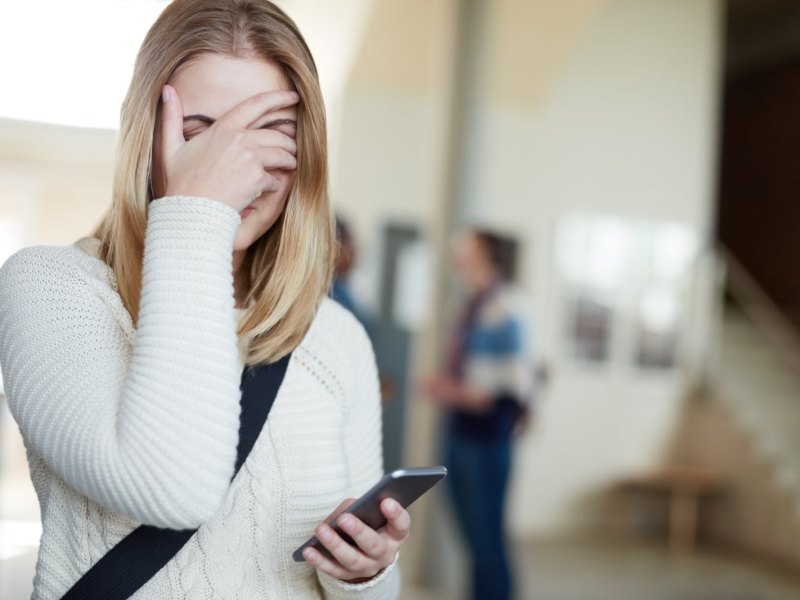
left=380, top=499, right=410, bottom=542
left=327, top=498, right=356, bottom=523
left=160, top=84, right=185, bottom=159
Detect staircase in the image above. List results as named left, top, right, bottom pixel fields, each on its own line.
left=715, top=311, right=800, bottom=493
left=671, top=252, right=800, bottom=569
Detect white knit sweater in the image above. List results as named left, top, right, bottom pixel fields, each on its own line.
left=0, top=196, right=400, bottom=599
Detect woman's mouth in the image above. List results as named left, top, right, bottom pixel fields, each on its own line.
left=240, top=206, right=254, bottom=219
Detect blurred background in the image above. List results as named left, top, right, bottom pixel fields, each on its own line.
left=3, top=0, right=800, bottom=598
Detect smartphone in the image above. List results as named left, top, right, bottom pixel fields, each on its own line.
left=291, top=466, right=447, bottom=562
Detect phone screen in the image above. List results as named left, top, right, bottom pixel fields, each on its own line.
left=291, top=466, right=447, bottom=562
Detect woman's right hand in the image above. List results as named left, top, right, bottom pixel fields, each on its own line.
left=157, top=84, right=299, bottom=212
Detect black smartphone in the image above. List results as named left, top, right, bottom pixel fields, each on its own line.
left=291, top=466, right=447, bottom=562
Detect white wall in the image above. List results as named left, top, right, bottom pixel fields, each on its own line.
left=332, top=0, right=458, bottom=316
left=0, top=120, right=116, bottom=248
left=472, top=0, right=722, bottom=536
left=332, top=0, right=722, bottom=540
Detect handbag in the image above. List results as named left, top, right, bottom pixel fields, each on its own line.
left=60, top=354, right=291, bottom=599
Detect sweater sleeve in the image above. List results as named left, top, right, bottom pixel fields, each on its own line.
left=0, top=196, right=244, bottom=530
left=317, top=314, right=401, bottom=599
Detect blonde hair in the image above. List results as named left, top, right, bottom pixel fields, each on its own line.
left=93, top=0, right=333, bottom=365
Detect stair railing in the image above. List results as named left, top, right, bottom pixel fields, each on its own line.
left=718, top=245, right=800, bottom=376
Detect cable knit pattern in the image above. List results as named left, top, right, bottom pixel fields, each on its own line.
left=0, top=196, right=400, bottom=599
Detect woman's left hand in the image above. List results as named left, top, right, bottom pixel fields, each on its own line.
left=303, top=497, right=410, bottom=583
left=421, top=374, right=492, bottom=412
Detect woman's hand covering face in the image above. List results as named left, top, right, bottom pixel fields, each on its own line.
left=157, top=84, right=299, bottom=212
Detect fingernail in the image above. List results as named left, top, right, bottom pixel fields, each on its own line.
left=162, top=86, right=171, bottom=103
left=339, top=515, right=354, bottom=530
left=385, top=499, right=398, bottom=512
left=318, top=526, right=333, bottom=542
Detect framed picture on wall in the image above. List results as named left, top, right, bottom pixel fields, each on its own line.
left=557, top=214, right=696, bottom=371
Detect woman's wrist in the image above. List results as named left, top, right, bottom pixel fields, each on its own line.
left=328, top=552, right=399, bottom=588
left=341, top=568, right=384, bottom=585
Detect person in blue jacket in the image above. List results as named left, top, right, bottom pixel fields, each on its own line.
left=424, top=228, right=532, bottom=600
left=331, top=217, right=373, bottom=334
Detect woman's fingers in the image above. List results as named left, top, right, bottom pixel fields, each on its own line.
left=336, top=513, right=389, bottom=559
left=380, top=499, right=411, bottom=542
left=218, top=89, right=300, bottom=129
left=159, top=85, right=186, bottom=161
left=258, top=171, right=281, bottom=195
left=258, top=147, right=297, bottom=172
left=251, top=128, right=297, bottom=155
left=302, top=546, right=353, bottom=581
left=314, top=523, right=379, bottom=574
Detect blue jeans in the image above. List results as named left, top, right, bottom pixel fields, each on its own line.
left=445, top=428, right=513, bottom=600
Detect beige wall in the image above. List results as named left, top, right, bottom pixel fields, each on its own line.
left=333, top=0, right=722, bottom=543
left=486, top=0, right=721, bottom=536
left=449, top=0, right=724, bottom=537
left=0, top=120, right=115, bottom=251
left=332, top=0, right=458, bottom=254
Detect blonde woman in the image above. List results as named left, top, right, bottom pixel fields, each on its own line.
left=0, top=1, right=408, bottom=598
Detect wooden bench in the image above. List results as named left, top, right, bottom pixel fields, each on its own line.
left=611, top=465, right=726, bottom=553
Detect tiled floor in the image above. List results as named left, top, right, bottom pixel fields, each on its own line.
left=5, top=536, right=799, bottom=599
left=402, top=539, right=800, bottom=600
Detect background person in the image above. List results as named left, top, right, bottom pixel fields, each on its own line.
left=423, top=228, right=532, bottom=600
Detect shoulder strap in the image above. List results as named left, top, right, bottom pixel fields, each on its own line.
left=61, top=354, right=292, bottom=600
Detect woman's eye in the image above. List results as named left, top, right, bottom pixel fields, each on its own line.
left=262, top=122, right=297, bottom=138
left=183, top=127, right=209, bottom=141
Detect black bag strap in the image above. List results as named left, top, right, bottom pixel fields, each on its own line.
left=61, top=354, right=292, bottom=600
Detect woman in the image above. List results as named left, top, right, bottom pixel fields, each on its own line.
left=0, top=1, right=407, bottom=598
left=423, top=229, right=531, bottom=600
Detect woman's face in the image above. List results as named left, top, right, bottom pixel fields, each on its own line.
left=452, top=231, right=489, bottom=287
left=153, top=53, right=298, bottom=253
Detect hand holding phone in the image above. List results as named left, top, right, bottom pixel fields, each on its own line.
left=292, top=466, right=447, bottom=570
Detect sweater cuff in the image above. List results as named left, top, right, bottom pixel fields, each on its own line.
left=149, top=195, right=242, bottom=235
left=317, top=553, right=400, bottom=599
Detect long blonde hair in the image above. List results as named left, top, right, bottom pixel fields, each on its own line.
left=93, top=0, right=333, bottom=365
